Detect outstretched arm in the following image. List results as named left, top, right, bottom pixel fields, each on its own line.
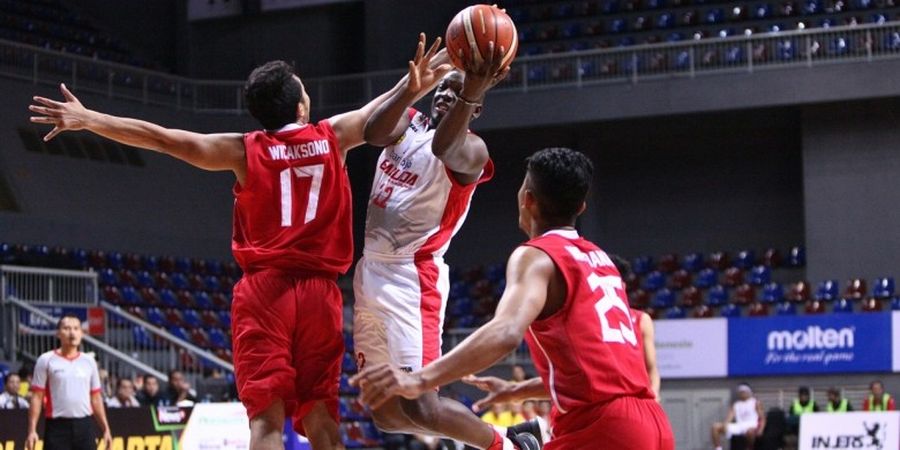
left=462, top=375, right=549, bottom=413
left=351, top=245, right=556, bottom=409
left=30, top=84, right=247, bottom=183
left=640, top=314, right=661, bottom=400
left=331, top=34, right=451, bottom=156
left=364, top=34, right=452, bottom=147
left=431, top=42, right=510, bottom=184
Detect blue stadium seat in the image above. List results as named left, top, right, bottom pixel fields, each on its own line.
left=652, top=288, right=676, bottom=309
left=874, top=277, right=896, bottom=299
left=633, top=256, right=653, bottom=275
left=815, top=280, right=840, bottom=301
left=643, top=271, right=667, bottom=291
left=194, top=291, right=213, bottom=310
left=708, top=285, right=729, bottom=307
left=755, top=3, right=773, bottom=18
left=830, top=37, right=850, bottom=55
left=870, top=13, right=887, bottom=24
left=107, top=252, right=124, bottom=270
left=486, top=264, right=504, bottom=283
left=720, top=304, right=741, bottom=317
left=171, top=273, right=189, bottom=290
left=657, top=12, right=674, bottom=28
left=695, top=268, right=718, bottom=289
left=789, top=246, right=806, bottom=266
left=167, top=326, right=189, bottom=342
left=143, top=255, right=158, bottom=272
left=451, top=297, right=474, bottom=316
left=562, top=23, right=582, bottom=39
left=725, top=46, right=744, bottom=63
left=99, top=268, right=118, bottom=286
left=610, top=18, right=627, bottom=33
left=121, top=286, right=140, bottom=305
left=665, top=306, right=687, bottom=319
left=602, top=0, right=621, bottom=14
left=681, top=253, right=704, bottom=272
left=137, top=271, right=154, bottom=289
left=892, top=297, right=900, bottom=311
left=886, top=32, right=900, bottom=50
left=175, top=257, right=191, bottom=273
left=132, top=326, right=155, bottom=347
left=204, top=276, right=220, bottom=292
left=778, top=39, right=796, bottom=60
left=833, top=299, right=854, bottom=313
left=750, top=266, right=771, bottom=286
left=343, top=353, right=357, bottom=373
left=159, top=289, right=178, bottom=308
left=217, top=311, right=231, bottom=329
left=775, top=301, right=797, bottom=315
left=209, top=328, right=230, bottom=350
left=734, top=250, right=756, bottom=269
left=340, top=374, right=359, bottom=395
left=762, top=282, right=784, bottom=303
left=705, top=8, right=724, bottom=24
left=182, top=309, right=201, bottom=328
left=667, top=32, right=685, bottom=42
left=803, top=0, right=822, bottom=14
left=147, top=307, right=166, bottom=327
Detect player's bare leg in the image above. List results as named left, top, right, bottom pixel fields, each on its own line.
left=370, top=391, right=496, bottom=449
left=250, top=400, right=286, bottom=450
left=301, top=401, right=345, bottom=450
left=711, top=422, right=725, bottom=449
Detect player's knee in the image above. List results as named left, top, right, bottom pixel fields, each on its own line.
left=399, top=397, right=439, bottom=429
left=370, top=408, right=411, bottom=433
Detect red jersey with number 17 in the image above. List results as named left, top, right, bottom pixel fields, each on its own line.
left=523, top=229, right=654, bottom=436
left=232, top=121, right=352, bottom=275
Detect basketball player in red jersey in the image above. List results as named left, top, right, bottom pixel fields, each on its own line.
left=352, top=148, right=675, bottom=449
left=28, top=35, right=446, bottom=450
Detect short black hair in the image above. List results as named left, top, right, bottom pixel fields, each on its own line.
left=56, top=313, right=82, bottom=330
left=244, top=60, right=303, bottom=130
left=609, top=254, right=632, bottom=278
left=798, top=386, right=810, bottom=396
left=116, top=378, right=133, bottom=389
left=525, top=147, right=594, bottom=225
left=871, top=380, right=884, bottom=389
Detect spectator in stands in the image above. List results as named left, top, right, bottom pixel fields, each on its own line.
left=711, top=384, right=765, bottom=450
left=0, top=373, right=29, bottom=409
left=17, top=365, right=32, bottom=398
left=137, top=374, right=164, bottom=407
left=167, top=370, right=197, bottom=407
left=511, top=365, right=529, bottom=383
left=106, top=378, right=139, bottom=408
left=826, top=387, right=852, bottom=412
left=521, top=401, right=550, bottom=443
left=863, top=380, right=895, bottom=411
left=787, top=386, right=818, bottom=433
left=479, top=403, right=508, bottom=427
left=537, top=401, right=551, bottom=421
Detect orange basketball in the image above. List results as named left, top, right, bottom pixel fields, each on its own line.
left=445, top=4, right=518, bottom=73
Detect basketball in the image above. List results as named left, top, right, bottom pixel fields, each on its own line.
left=445, top=4, right=518, bottom=73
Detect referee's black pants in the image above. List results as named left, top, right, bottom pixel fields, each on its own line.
left=44, top=417, right=96, bottom=450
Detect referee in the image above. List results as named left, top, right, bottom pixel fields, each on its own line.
left=26, top=314, right=112, bottom=450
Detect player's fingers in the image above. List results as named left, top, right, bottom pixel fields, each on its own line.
left=434, top=63, right=453, bottom=79
left=408, top=61, right=420, bottom=89
left=414, top=33, right=426, bottom=64
left=485, top=41, right=496, bottom=66
left=44, top=126, right=62, bottom=142
left=472, top=394, right=497, bottom=413
left=60, top=83, right=78, bottom=103
left=424, top=36, right=442, bottom=63
left=30, top=116, right=57, bottom=124
left=32, top=96, right=63, bottom=108
left=28, top=104, right=61, bottom=116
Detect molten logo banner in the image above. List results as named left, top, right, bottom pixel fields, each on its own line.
left=728, top=314, right=892, bottom=376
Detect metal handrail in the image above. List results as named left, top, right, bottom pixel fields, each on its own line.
left=5, top=296, right=168, bottom=381
left=1, top=20, right=898, bottom=113
left=100, top=301, right=234, bottom=373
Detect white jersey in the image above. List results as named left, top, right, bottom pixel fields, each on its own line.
left=363, top=108, right=493, bottom=260
left=31, top=350, right=101, bottom=418
left=734, top=398, right=759, bottom=424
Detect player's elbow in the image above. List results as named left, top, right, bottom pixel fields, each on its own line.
left=362, top=119, right=394, bottom=147
left=492, top=323, right=525, bottom=353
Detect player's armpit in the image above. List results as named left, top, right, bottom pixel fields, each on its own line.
left=439, top=133, right=490, bottom=185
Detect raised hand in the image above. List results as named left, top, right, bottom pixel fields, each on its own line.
left=349, top=363, right=427, bottom=409
left=458, top=41, right=511, bottom=103
left=406, top=33, right=453, bottom=97
left=462, top=374, right=518, bottom=412
left=29, top=83, right=92, bottom=141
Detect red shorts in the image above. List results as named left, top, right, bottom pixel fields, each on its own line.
left=232, top=269, right=344, bottom=436
left=547, top=397, right=674, bottom=450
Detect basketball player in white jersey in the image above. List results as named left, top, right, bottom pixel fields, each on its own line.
left=354, top=40, right=538, bottom=450
left=711, top=383, right=765, bottom=450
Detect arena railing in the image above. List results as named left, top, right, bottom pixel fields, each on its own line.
left=1, top=264, right=98, bottom=306
left=1, top=20, right=899, bottom=115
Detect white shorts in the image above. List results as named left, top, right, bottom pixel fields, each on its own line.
left=726, top=421, right=758, bottom=438
left=352, top=255, right=449, bottom=372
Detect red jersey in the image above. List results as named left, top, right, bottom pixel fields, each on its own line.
left=523, top=229, right=654, bottom=436
left=232, top=121, right=353, bottom=275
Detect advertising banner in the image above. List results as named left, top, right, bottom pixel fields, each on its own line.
left=893, top=311, right=900, bottom=373
left=799, top=411, right=900, bottom=450
left=654, top=318, right=728, bottom=378
left=0, top=406, right=192, bottom=450
left=728, top=314, right=893, bottom=376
